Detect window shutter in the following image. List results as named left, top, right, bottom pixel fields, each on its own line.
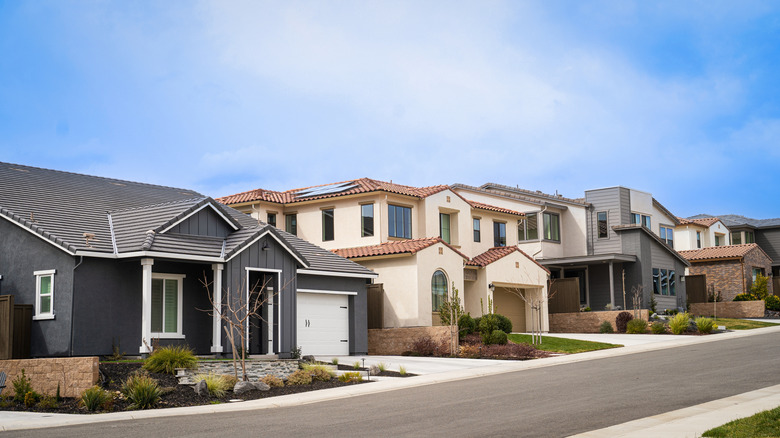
left=151, top=279, right=163, bottom=332
left=164, top=279, right=178, bottom=333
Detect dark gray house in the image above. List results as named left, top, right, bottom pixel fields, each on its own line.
left=0, top=162, right=376, bottom=358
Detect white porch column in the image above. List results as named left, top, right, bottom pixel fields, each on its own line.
left=608, top=261, right=615, bottom=308
left=210, top=264, right=224, bottom=353
left=140, top=258, right=154, bottom=354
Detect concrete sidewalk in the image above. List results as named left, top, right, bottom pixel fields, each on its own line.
left=3, top=325, right=780, bottom=434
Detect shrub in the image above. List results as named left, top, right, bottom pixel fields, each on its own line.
left=411, top=336, right=438, bottom=356
left=80, top=386, right=113, bottom=412
left=376, top=362, right=387, bottom=372
left=461, top=332, right=482, bottom=346
left=486, top=329, right=508, bottom=345
left=458, top=344, right=481, bottom=358
left=669, top=312, right=691, bottom=335
left=23, top=391, right=41, bottom=408
left=599, top=321, right=614, bottom=334
left=696, top=317, right=715, bottom=334
left=286, top=369, right=313, bottom=386
left=260, top=375, right=284, bottom=388
left=615, top=311, right=633, bottom=333
left=651, top=321, right=667, bottom=334
left=765, top=295, right=780, bottom=311
left=143, top=345, right=197, bottom=374
left=37, top=395, right=59, bottom=410
left=734, top=293, right=758, bottom=301
left=338, top=372, right=363, bottom=383
left=122, top=373, right=162, bottom=409
left=398, top=366, right=407, bottom=376
left=302, top=364, right=334, bottom=382
left=649, top=295, right=657, bottom=315
left=626, top=319, right=648, bottom=334
left=352, top=361, right=361, bottom=370
left=194, top=372, right=233, bottom=398
left=493, top=314, right=513, bottom=334
left=331, top=358, right=339, bottom=365
left=751, top=273, right=770, bottom=300
left=478, top=314, right=501, bottom=344
left=11, top=369, right=33, bottom=403
left=458, top=314, right=477, bottom=336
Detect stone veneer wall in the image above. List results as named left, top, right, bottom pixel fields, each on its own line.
left=549, top=310, right=650, bottom=333
left=690, top=301, right=765, bottom=318
left=177, top=360, right=300, bottom=384
left=0, top=357, right=99, bottom=398
left=687, top=249, right=773, bottom=302
left=368, top=326, right=456, bottom=355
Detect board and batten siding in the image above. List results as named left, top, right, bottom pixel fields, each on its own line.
left=167, top=207, right=234, bottom=238
left=586, top=187, right=631, bottom=255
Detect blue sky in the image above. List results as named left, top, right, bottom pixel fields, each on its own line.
left=2, top=1, right=780, bottom=218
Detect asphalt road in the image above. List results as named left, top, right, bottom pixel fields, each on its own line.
left=10, top=331, right=780, bottom=438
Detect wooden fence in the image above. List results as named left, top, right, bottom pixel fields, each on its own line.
left=548, top=278, right=580, bottom=314
left=685, top=274, right=708, bottom=304
left=0, top=295, right=32, bottom=360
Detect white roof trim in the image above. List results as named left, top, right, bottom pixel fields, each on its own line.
left=297, top=288, right=358, bottom=296
left=160, top=202, right=239, bottom=234
left=297, top=268, right=378, bottom=279
left=225, top=229, right=309, bottom=268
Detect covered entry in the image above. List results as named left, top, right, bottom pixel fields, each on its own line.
left=493, top=287, right=526, bottom=333
left=296, top=291, right=351, bottom=356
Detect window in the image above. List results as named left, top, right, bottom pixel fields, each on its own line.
left=34, top=269, right=55, bottom=319
left=493, top=222, right=506, bottom=247
left=753, top=268, right=764, bottom=282
left=652, top=269, right=676, bottom=296
left=285, top=214, right=297, bottom=235
left=669, top=270, right=676, bottom=296
left=322, top=209, right=334, bottom=241
left=473, top=218, right=481, bottom=242
left=746, top=231, right=755, bottom=244
left=361, top=204, right=374, bottom=237
left=631, top=213, right=650, bottom=228
left=731, top=232, right=741, bottom=245
left=597, top=211, right=608, bottom=239
left=431, top=270, right=448, bottom=312
left=151, top=274, right=184, bottom=337
left=388, top=204, right=412, bottom=239
left=661, top=269, right=669, bottom=295
left=652, top=269, right=660, bottom=295
left=543, top=212, right=560, bottom=242
left=696, top=231, right=702, bottom=248
left=267, top=213, right=276, bottom=227
left=715, top=234, right=722, bottom=246
left=660, top=226, right=674, bottom=247
left=439, top=213, right=451, bottom=244
left=518, top=213, right=538, bottom=241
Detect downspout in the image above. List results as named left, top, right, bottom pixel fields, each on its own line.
left=69, top=255, right=84, bottom=356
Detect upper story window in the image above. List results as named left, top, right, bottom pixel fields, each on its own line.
left=439, top=213, right=451, bottom=244
left=431, top=270, right=448, bottom=312
left=660, top=226, right=674, bottom=247
left=285, top=214, right=297, bottom=236
left=473, top=218, right=481, bottom=242
left=388, top=204, right=412, bottom=239
left=361, top=204, right=374, bottom=237
left=696, top=231, right=701, bottom=248
left=34, top=269, right=55, bottom=320
left=631, top=213, right=651, bottom=228
left=597, top=211, right=608, bottom=239
left=715, top=234, right=724, bottom=246
left=746, top=231, right=755, bottom=244
left=322, top=209, right=334, bottom=241
left=732, top=232, right=742, bottom=245
left=493, top=221, right=506, bottom=247
left=151, top=274, right=184, bottom=337
left=543, top=212, right=560, bottom=242
left=518, top=213, right=538, bottom=241
left=267, top=213, right=277, bottom=227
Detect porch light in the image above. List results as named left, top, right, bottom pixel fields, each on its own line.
left=488, top=283, right=495, bottom=291
left=262, top=241, right=270, bottom=251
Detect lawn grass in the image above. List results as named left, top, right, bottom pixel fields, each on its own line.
left=712, top=318, right=780, bottom=330
left=506, top=334, right=622, bottom=354
left=702, top=405, right=780, bottom=437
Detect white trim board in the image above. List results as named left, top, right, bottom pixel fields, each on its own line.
left=297, top=269, right=377, bottom=279
left=297, top=289, right=357, bottom=296
left=160, top=202, right=239, bottom=234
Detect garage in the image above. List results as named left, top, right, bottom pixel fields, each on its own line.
left=296, top=291, right=351, bottom=356
left=493, top=287, right=526, bottom=333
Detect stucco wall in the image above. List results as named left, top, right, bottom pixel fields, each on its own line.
left=0, top=357, right=98, bottom=398
left=367, top=326, right=455, bottom=355
left=690, top=301, right=765, bottom=318
left=549, top=310, right=649, bottom=333
left=357, top=255, right=419, bottom=328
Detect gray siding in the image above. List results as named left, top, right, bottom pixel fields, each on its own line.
left=0, top=218, right=75, bottom=357
left=587, top=262, right=629, bottom=311
left=168, top=208, right=234, bottom=238
left=757, top=228, right=780, bottom=265
left=297, top=274, right=369, bottom=355
left=585, top=187, right=628, bottom=255
left=620, top=228, right=686, bottom=311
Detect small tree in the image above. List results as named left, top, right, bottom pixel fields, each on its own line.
left=751, top=273, right=770, bottom=301
left=631, top=284, right=643, bottom=319
left=438, top=283, right=464, bottom=356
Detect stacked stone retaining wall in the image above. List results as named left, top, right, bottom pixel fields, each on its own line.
left=368, top=326, right=456, bottom=355
left=178, top=360, right=299, bottom=384
left=0, top=357, right=99, bottom=398
left=549, top=310, right=650, bottom=333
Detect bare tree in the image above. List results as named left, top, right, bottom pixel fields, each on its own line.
left=199, top=273, right=276, bottom=381
left=631, top=284, right=643, bottom=319
left=505, top=279, right=559, bottom=346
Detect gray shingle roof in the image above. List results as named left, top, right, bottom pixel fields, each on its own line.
left=0, top=161, right=375, bottom=277
left=689, top=214, right=780, bottom=228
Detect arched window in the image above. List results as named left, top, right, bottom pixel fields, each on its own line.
left=431, top=270, right=448, bottom=312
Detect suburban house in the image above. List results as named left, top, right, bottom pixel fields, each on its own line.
left=218, top=179, right=552, bottom=333
left=450, top=184, right=689, bottom=313
left=678, top=244, right=773, bottom=301
left=0, top=162, right=376, bottom=358
left=674, top=217, right=732, bottom=250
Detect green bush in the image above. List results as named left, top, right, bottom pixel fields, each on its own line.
left=626, top=319, right=648, bottom=334
left=338, top=372, right=363, bottom=383
left=11, top=369, right=33, bottom=403
left=599, top=321, right=614, bottom=333
left=765, top=295, right=780, bottom=311
left=458, top=314, right=477, bottom=336
left=486, top=329, right=508, bottom=345
left=302, top=364, right=334, bottom=382
left=493, top=314, right=513, bottom=334
left=751, top=273, right=770, bottom=300
left=669, top=312, right=691, bottom=335
left=651, top=321, right=667, bottom=334
left=479, top=314, right=502, bottom=344
left=122, top=373, right=162, bottom=409
left=37, top=395, right=59, bottom=410
left=696, top=317, right=715, bottom=334
left=194, top=372, right=234, bottom=398
left=80, top=385, right=113, bottom=412
left=615, top=311, right=633, bottom=333
left=260, top=375, right=284, bottom=388
left=286, top=369, right=313, bottom=386
left=143, top=345, right=197, bottom=374
left=23, top=391, right=41, bottom=408
left=734, top=293, right=758, bottom=301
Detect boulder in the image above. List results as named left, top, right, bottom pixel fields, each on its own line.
left=253, top=382, right=270, bottom=391
left=301, top=355, right=316, bottom=363
left=234, top=381, right=256, bottom=395
left=195, top=379, right=208, bottom=396
left=369, top=365, right=380, bottom=375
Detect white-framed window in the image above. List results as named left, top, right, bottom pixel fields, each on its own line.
left=151, top=273, right=185, bottom=338
left=33, top=269, right=56, bottom=320
left=431, top=270, right=448, bottom=312
left=660, top=225, right=674, bottom=247
left=631, top=213, right=651, bottom=228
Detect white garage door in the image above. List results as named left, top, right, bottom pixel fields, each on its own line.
left=297, top=292, right=350, bottom=356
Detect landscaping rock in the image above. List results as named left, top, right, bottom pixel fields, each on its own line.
left=195, top=379, right=208, bottom=396
left=234, top=381, right=256, bottom=395
left=369, top=365, right=380, bottom=375
left=253, top=382, right=270, bottom=391
left=301, top=355, right=316, bottom=363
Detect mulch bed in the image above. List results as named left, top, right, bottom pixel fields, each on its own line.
left=335, top=364, right=415, bottom=377
left=0, top=362, right=366, bottom=415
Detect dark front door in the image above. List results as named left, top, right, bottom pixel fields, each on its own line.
left=247, top=272, right=276, bottom=355
left=564, top=269, right=587, bottom=305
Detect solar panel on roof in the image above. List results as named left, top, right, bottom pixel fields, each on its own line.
left=295, top=182, right=358, bottom=198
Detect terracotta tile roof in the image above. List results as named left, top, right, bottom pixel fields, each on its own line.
left=466, top=200, right=525, bottom=217
left=466, top=246, right=550, bottom=273
left=332, top=237, right=469, bottom=260
left=217, top=178, right=449, bottom=205
left=677, top=217, right=722, bottom=228
left=678, top=243, right=773, bottom=262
